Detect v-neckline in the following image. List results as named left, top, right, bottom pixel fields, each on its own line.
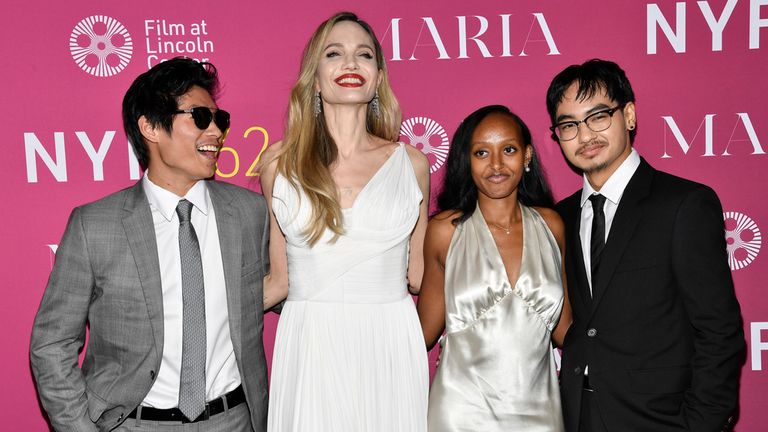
left=340, top=143, right=402, bottom=211
left=475, top=203, right=527, bottom=291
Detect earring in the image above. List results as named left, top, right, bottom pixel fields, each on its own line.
left=525, top=164, right=531, bottom=173
left=370, top=90, right=380, bottom=118
left=629, top=125, right=635, bottom=130
left=313, top=91, right=322, bottom=117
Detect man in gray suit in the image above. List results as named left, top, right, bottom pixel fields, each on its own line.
left=30, top=58, right=270, bottom=432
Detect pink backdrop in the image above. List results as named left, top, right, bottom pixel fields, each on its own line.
left=3, top=0, right=766, bottom=429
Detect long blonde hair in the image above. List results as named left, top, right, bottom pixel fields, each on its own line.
left=276, top=12, right=402, bottom=245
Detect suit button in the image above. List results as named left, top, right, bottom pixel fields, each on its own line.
left=587, top=328, right=597, bottom=337
left=574, top=366, right=582, bottom=374
left=118, top=413, right=124, bottom=421
left=150, top=370, right=155, bottom=380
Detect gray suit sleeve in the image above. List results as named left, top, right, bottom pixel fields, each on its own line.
left=30, top=207, right=99, bottom=432
left=259, top=196, right=285, bottom=314
left=261, top=196, right=270, bottom=277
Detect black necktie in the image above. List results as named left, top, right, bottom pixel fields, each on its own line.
left=589, top=194, right=607, bottom=293
left=176, top=199, right=207, bottom=421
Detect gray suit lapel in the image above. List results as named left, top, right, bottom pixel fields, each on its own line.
left=122, top=182, right=164, bottom=359
left=208, top=181, right=243, bottom=356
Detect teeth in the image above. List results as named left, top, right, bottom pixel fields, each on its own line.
left=337, top=77, right=362, bottom=84
left=197, top=145, right=219, bottom=152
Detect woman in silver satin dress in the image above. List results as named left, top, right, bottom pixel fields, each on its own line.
left=417, top=105, right=572, bottom=431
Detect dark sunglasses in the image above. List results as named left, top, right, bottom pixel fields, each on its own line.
left=173, top=107, right=230, bottom=132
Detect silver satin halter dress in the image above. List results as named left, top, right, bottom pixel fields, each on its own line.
left=427, top=204, right=565, bottom=432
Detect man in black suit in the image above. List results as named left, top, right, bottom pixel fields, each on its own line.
left=547, top=59, right=744, bottom=432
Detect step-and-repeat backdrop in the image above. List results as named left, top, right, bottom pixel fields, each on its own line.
left=3, top=0, right=766, bottom=429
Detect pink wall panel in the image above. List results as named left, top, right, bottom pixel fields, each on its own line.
left=2, top=0, right=765, bottom=429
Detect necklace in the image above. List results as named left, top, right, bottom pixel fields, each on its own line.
left=489, top=222, right=512, bottom=235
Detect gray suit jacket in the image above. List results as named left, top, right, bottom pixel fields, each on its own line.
left=30, top=180, right=270, bottom=432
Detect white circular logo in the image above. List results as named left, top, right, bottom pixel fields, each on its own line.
left=69, top=15, right=133, bottom=77
left=400, top=117, right=450, bottom=173
left=724, top=211, right=761, bottom=270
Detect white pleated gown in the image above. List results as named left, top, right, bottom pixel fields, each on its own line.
left=268, top=144, right=428, bottom=432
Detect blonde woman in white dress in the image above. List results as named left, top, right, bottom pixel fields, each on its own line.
left=259, top=12, right=430, bottom=432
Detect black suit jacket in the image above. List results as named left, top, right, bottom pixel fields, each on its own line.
left=556, top=158, right=744, bottom=432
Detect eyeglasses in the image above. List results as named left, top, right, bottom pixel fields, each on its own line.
left=173, top=107, right=230, bottom=132
left=550, top=104, right=625, bottom=141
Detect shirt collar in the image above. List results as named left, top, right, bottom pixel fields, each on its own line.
left=142, top=173, right=210, bottom=221
left=580, top=148, right=641, bottom=208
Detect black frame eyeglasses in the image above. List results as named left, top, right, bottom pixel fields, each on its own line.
left=550, top=104, right=626, bottom=141
left=173, top=107, right=231, bottom=132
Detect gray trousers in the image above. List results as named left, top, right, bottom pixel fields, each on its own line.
left=114, top=402, right=253, bottom=432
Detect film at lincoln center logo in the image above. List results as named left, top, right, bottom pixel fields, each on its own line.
left=400, top=117, right=449, bottom=174
left=70, top=15, right=133, bottom=77
left=724, top=211, right=761, bottom=271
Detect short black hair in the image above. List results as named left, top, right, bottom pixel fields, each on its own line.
left=546, top=58, right=636, bottom=141
left=437, top=105, right=554, bottom=225
left=122, top=57, right=220, bottom=168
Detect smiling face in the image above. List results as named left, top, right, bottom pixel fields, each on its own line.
left=470, top=112, right=532, bottom=201
left=142, top=85, right=224, bottom=196
left=314, top=20, right=381, bottom=107
left=554, top=82, right=636, bottom=189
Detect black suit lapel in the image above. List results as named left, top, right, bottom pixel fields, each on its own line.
left=588, top=159, right=654, bottom=319
left=570, top=205, right=592, bottom=312
left=559, top=193, right=592, bottom=315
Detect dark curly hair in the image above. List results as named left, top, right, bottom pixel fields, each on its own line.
left=546, top=58, right=636, bottom=142
left=122, top=57, right=220, bottom=168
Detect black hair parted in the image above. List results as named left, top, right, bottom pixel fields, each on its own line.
left=122, top=57, right=220, bottom=168
left=436, top=105, right=554, bottom=225
left=546, top=58, right=636, bottom=141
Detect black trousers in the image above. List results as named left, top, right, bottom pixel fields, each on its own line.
left=579, top=377, right=608, bottom=432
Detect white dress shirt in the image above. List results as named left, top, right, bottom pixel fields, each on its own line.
left=579, top=149, right=641, bottom=295
left=141, top=174, right=241, bottom=408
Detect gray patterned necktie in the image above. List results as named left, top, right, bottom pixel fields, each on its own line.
left=176, top=199, right=207, bottom=420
